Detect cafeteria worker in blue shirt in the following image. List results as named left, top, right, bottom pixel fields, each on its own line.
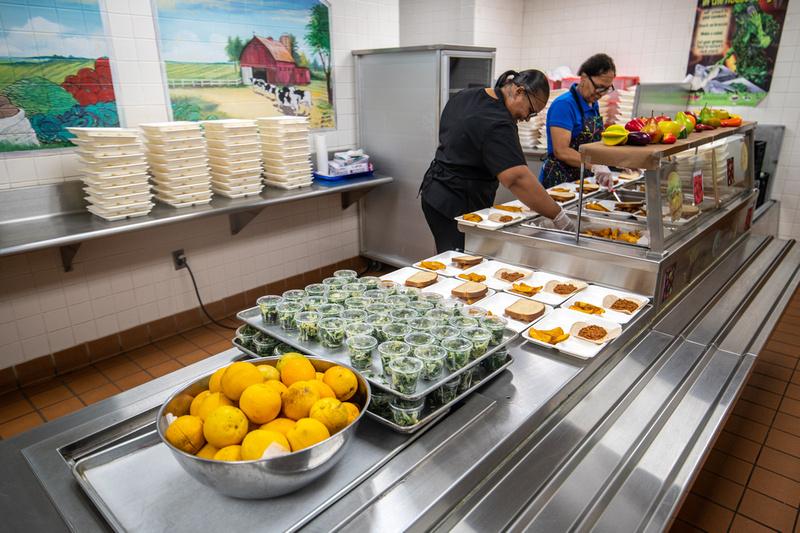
left=540, top=53, right=617, bottom=189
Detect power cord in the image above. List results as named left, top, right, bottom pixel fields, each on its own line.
left=183, top=258, right=238, bottom=330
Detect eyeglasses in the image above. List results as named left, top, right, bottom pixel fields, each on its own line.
left=588, top=76, right=615, bottom=95
left=524, top=92, right=546, bottom=119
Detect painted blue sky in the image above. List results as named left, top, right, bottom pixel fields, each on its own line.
left=155, top=0, right=325, bottom=63
left=0, top=0, right=107, bottom=58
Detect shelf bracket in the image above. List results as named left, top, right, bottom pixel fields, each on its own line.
left=59, top=243, right=81, bottom=272
left=341, top=188, right=372, bottom=210
left=229, top=208, right=262, bottom=236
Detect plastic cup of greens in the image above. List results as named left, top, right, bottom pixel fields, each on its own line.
left=404, top=331, right=436, bottom=351
left=378, top=280, right=399, bottom=295
left=282, top=289, right=306, bottom=302
left=401, top=286, right=421, bottom=301
left=256, top=295, right=282, bottom=324
left=425, top=309, right=451, bottom=325
left=344, top=297, right=370, bottom=310
left=366, top=303, right=391, bottom=316
left=461, top=306, right=487, bottom=319
left=440, top=298, right=465, bottom=317
left=323, top=276, right=347, bottom=287
left=276, top=301, right=304, bottom=331
left=368, top=314, right=393, bottom=341
left=414, top=345, right=447, bottom=380
left=295, top=311, right=321, bottom=341
left=387, top=356, right=423, bottom=394
left=483, top=347, right=510, bottom=372
left=304, top=283, right=327, bottom=297
left=449, top=316, right=479, bottom=329
left=251, top=333, right=278, bottom=356
left=346, top=334, right=377, bottom=370
left=430, top=377, right=460, bottom=407
left=457, top=368, right=475, bottom=393
left=341, top=308, right=368, bottom=324
left=304, top=295, right=327, bottom=312
left=377, top=341, right=412, bottom=375
left=389, top=308, right=419, bottom=324
left=345, top=321, right=373, bottom=339
left=460, top=327, right=492, bottom=359
left=421, top=292, right=445, bottom=306
left=430, top=325, right=460, bottom=343
left=385, top=294, right=411, bottom=308
left=327, top=290, right=348, bottom=305
left=441, top=337, right=473, bottom=371
left=382, top=323, right=412, bottom=342
left=364, top=289, right=386, bottom=302
left=334, top=269, right=358, bottom=279
left=411, top=300, right=435, bottom=315
left=481, top=315, right=508, bottom=346
left=317, top=303, right=343, bottom=318
left=407, top=316, right=437, bottom=332
left=390, top=397, right=425, bottom=426
left=318, top=317, right=346, bottom=348
left=272, top=342, right=295, bottom=356
left=343, top=282, right=367, bottom=299
left=360, top=276, right=381, bottom=290
left=368, top=390, right=394, bottom=418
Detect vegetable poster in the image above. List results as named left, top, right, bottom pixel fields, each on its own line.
left=0, top=0, right=119, bottom=153
left=153, top=0, right=335, bottom=129
left=685, top=0, right=789, bottom=107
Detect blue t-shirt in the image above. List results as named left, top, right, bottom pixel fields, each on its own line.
left=544, top=84, right=600, bottom=157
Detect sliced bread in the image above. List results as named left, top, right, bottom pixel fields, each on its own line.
left=451, top=281, right=488, bottom=300
left=504, top=299, right=545, bottom=322
left=452, top=254, right=483, bottom=268
left=405, top=270, right=438, bottom=288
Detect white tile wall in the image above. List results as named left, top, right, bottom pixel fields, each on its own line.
left=521, top=0, right=800, bottom=241
left=399, top=0, right=474, bottom=46
left=473, top=0, right=523, bottom=76
left=0, top=0, right=398, bottom=368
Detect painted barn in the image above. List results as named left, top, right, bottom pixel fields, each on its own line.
left=240, top=35, right=311, bottom=86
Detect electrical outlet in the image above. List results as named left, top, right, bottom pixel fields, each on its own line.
left=172, top=249, right=187, bottom=270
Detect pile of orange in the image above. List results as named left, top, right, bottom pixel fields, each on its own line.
left=163, top=354, right=360, bottom=462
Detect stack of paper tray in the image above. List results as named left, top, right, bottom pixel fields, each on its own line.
left=141, top=122, right=212, bottom=207
left=68, top=127, right=153, bottom=221
left=201, top=119, right=263, bottom=198
left=257, top=116, right=313, bottom=189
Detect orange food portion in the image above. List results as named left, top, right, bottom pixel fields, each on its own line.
left=582, top=227, right=642, bottom=244
left=462, top=213, right=482, bottom=222
left=419, top=260, right=446, bottom=271
left=458, top=272, right=486, bottom=283
left=528, top=327, right=570, bottom=345
left=493, top=204, right=523, bottom=213
left=510, top=282, right=542, bottom=296
left=569, top=301, right=605, bottom=315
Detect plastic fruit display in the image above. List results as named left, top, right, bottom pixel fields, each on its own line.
left=642, top=113, right=662, bottom=144
left=161, top=354, right=363, bottom=462
left=601, top=124, right=628, bottom=146
left=626, top=131, right=651, bottom=146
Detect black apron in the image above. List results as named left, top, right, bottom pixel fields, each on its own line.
left=540, top=86, right=604, bottom=189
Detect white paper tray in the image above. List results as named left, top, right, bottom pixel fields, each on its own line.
left=560, top=285, right=649, bottom=324
left=474, top=291, right=554, bottom=332
left=460, top=260, right=535, bottom=290
left=67, top=127, right=139, bottom=138
left=455, top=207, right=525, bottom=230
left=156, top=195, right=213, bottom=208
left=88, top=204, right=153, bottom=221
left=201, top=119, right=257, bottom=130
left=413, top=250, right=485, bottom=278
left=524, top=308, right=619, bottom=359
left=263, top=179, right=312, bottom=190
left=149, top=164, right=209, bottom=177
left=82, top=172, right=150, bottom=185
left=503, top=271, right=588, bottom=306
left=144, top=136, right=205, bottom=148
left=379, top=268, right=495, bottom=304
left=140, top=121, right=201, bottom=133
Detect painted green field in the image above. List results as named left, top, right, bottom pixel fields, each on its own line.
left=0, top=59, right=93, bottom=90
left=165, top=62, right=240, bottom=81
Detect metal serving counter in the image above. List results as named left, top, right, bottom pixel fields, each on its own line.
left=0, top=229, right=797, bottom=532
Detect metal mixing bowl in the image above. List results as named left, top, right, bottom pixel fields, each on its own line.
left=156, top=356, right=370, bottom=499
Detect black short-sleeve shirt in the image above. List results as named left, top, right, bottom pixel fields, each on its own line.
left=421, top=87, right=526, bottom=218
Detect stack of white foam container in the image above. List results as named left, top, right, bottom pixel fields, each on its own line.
left=615, top=86, right=637, bottom=125
left=257, top=116, right=313, bottom=189
left=517, top=120, right=539, bottom=150
left=141, top=122, right=212, bottom=207
left=68, top=127, right=153, bottom=221
left=530, top=88, right=566, bottom=151
left=202, top=119, right=263, bottom=198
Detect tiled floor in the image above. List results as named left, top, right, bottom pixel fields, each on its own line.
left=671, top=288, right=800, bottom=533
left=0, top=289, right=798, bottom=532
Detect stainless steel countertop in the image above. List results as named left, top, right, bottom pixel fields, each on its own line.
left=0, top=233, right=796, bottom=532
left=0, top=175, right=392, bottom=257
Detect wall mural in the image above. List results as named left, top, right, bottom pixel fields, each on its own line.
left=153, top=0, right=334, bottom=129
left=0, top=0, right=119, bottom=152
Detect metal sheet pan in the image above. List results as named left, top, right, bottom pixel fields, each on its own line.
left=236, top=306, right=517, bottom=401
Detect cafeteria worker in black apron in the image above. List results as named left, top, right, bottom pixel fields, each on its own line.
left=420, top=69, right=574, bottom=253
left=540, top=53, right=616, bottom=189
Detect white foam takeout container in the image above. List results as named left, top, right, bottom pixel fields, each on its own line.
left=560, top=285, right=649, bottom=324
left=523, top=308, right=621, bottom=359
left=503, top=271, right=588, bottom=306
left=413, top=250, right=484, bottom=278
left=474, top=291, right=554, bottom=333
left=459, top=260, right=534, bottom=291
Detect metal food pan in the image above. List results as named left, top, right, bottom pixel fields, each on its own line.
left=237, top=306, right=517, bottom=401
left=364, top=354, right=513, bottom=434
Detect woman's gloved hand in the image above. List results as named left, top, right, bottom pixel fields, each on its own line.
left=552, top=207, right=575, bottom=232
left=591, top=164, right=614, bottom=188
